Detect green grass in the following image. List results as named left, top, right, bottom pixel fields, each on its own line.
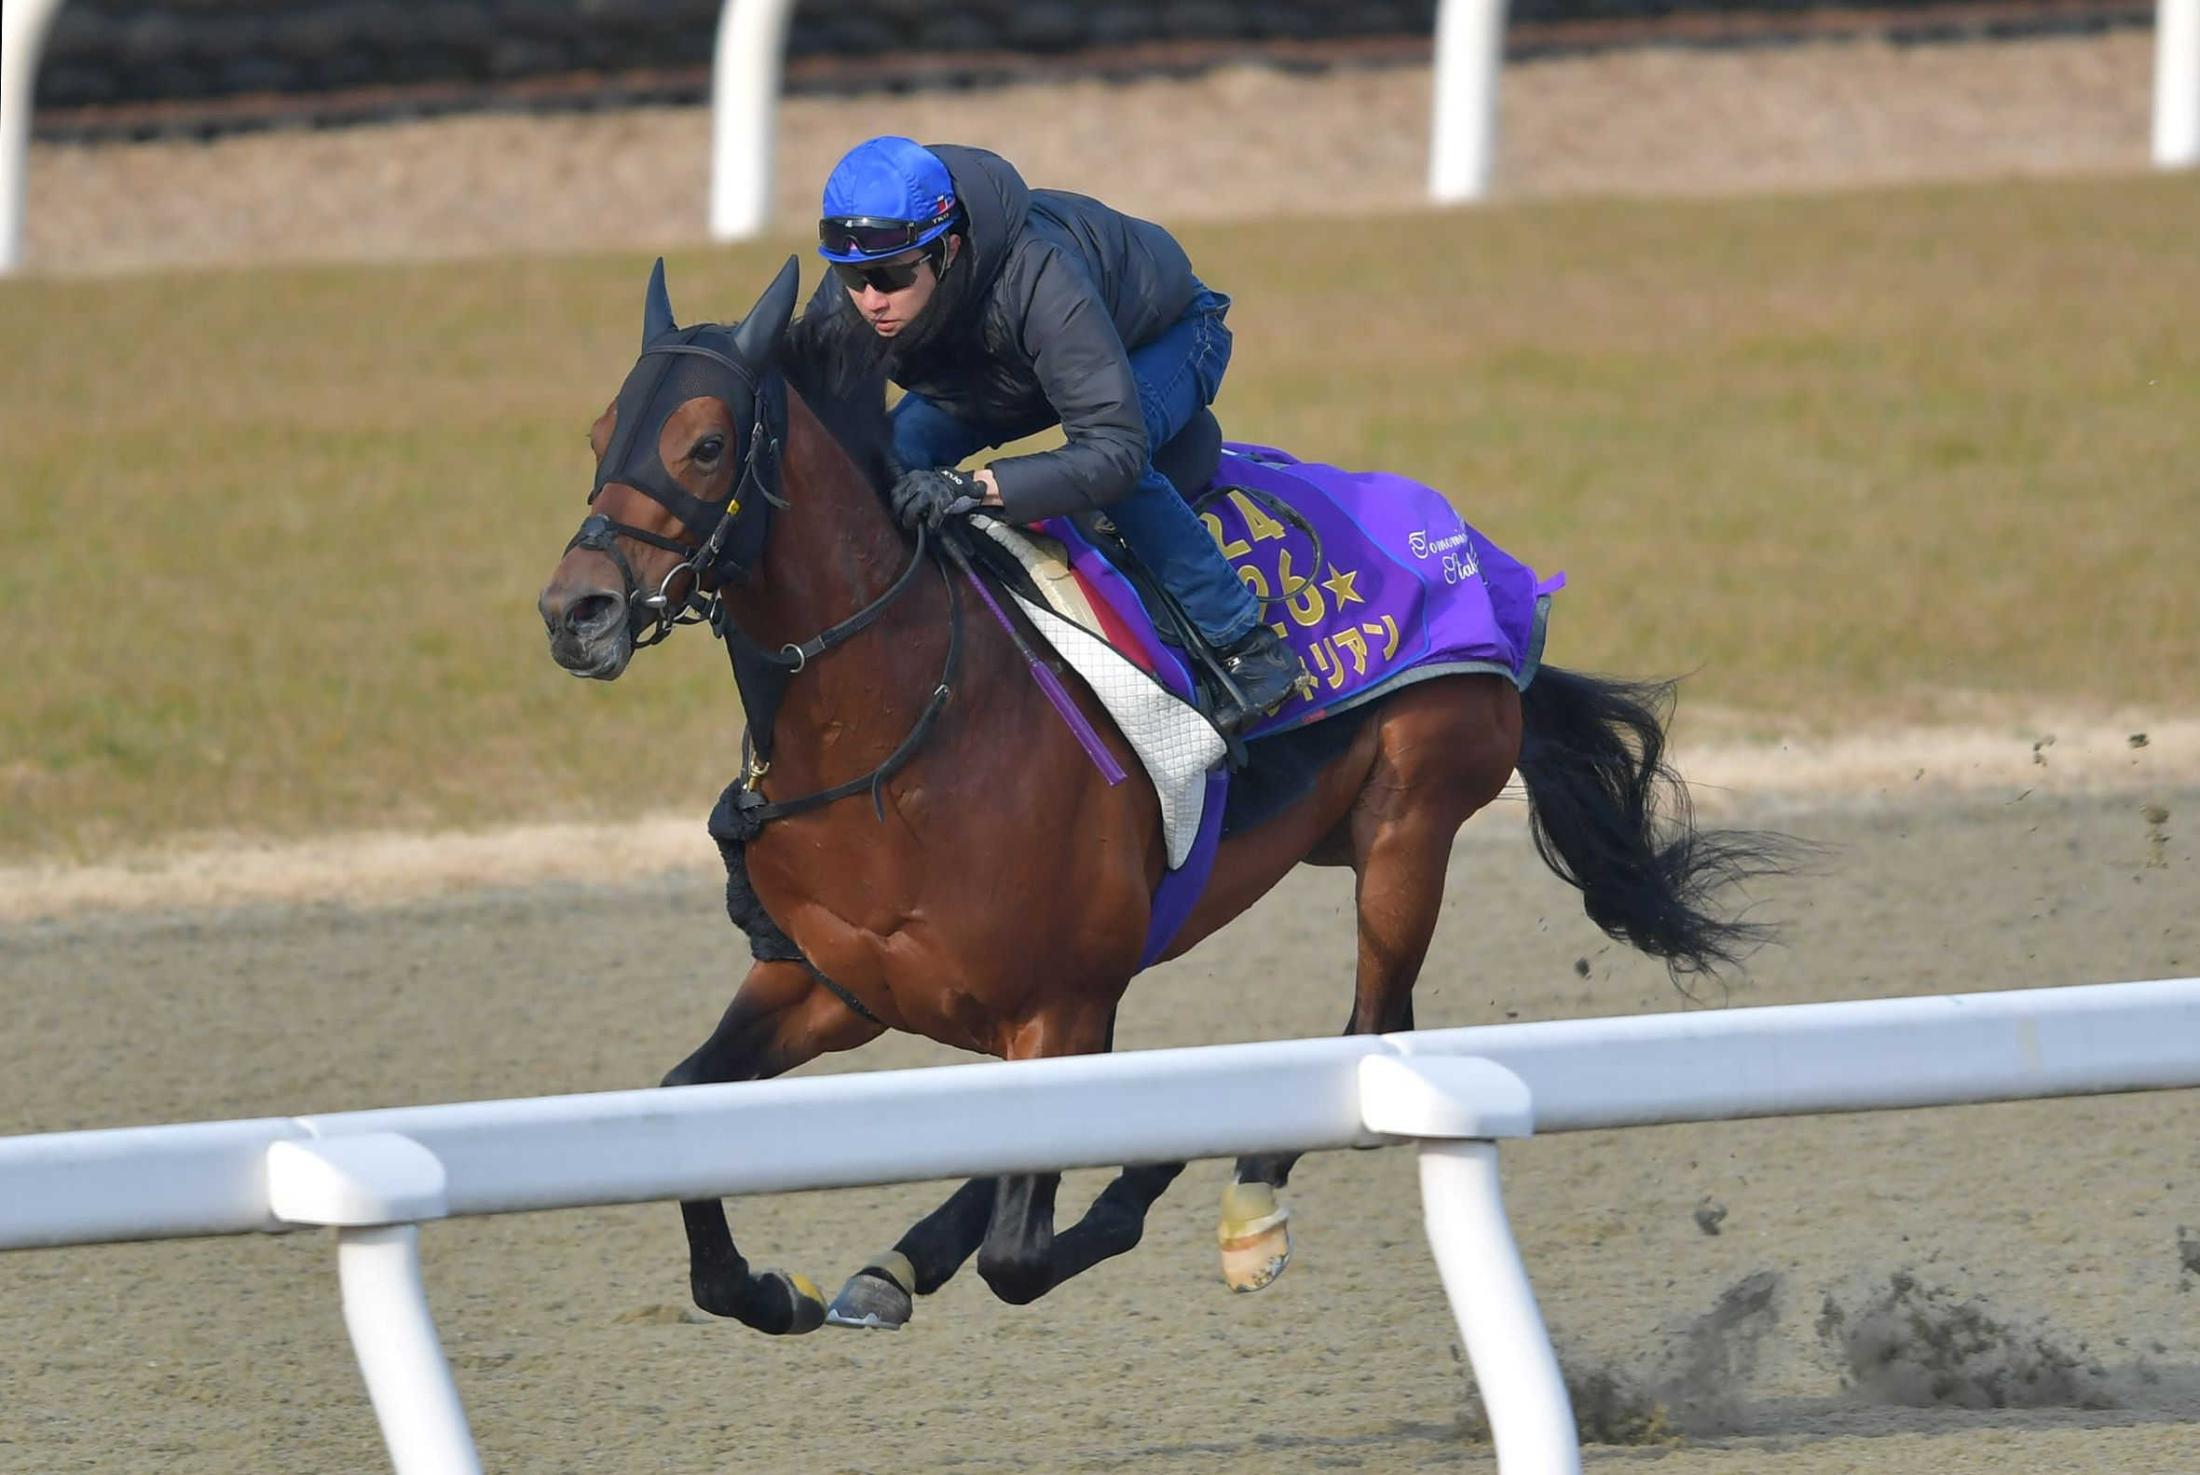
left=2, top=173, right=2196, bottom=861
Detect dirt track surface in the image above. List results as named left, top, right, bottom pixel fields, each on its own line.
left=3, top=716, right=2193, bottom=923
left=5, top=786, right=2197, bottom=1473
left=23, top=33, right=2159, bottom=275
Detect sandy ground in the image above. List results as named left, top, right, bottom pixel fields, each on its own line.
left=4, top=780, right=2197, bottom=1473
left=22, top=32, right=2161, bottom=276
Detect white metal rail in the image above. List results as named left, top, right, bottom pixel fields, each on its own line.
left=6, top=978, right=2198, bottom=1473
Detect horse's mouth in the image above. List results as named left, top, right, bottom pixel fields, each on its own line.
left=549, top=631, right=633, bottom=682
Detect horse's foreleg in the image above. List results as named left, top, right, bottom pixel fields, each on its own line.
left=833, top=1157, right=1189, bottom=1325
left=974, top=1171, right=1063, bottom=1306
left=834, top=1172, right=1076, bottom=1324
left=666, top=959, right=883, bottom=1334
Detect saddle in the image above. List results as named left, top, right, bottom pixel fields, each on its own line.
left=960, top=409, right=1261, bottom=740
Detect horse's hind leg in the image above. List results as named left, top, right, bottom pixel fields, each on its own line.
left=1220, top=836, right=1449, bottom=1290
left=825, top=1177, right=995, bottom=1329
left=828, top=1157, right=1189, bottom=1326
left=981, top=1005, right=1192, bottom=1306
left=832, top=1002, right=1186, bottom=1321
left=1222, top=676, right=1520, bottom=1291
left=978, top=1160, right=1189, bottom=1306
left=666, top=960, right=882, bottom=1334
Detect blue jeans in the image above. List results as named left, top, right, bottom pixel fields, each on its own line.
left=890, top=286, right=1259, bottom=646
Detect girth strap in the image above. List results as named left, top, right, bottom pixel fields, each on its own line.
left=707, top=787, right=886, bottom=1028
left=800, top=959, right=885, bottom=1026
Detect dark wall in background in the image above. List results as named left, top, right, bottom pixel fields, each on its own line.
left=49, top=2, right=1417, bottom=108
left=37, top=0, right=2122, bottom=112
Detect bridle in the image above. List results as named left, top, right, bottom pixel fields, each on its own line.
left=561, top=328, right=962, bottom=840
left=565, top=338, right=788, bottom=649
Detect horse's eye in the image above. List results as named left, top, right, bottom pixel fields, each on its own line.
left=693, top=436, right=727, bottom=464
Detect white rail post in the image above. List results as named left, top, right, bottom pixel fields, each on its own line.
left=2159, top=0, right=2200, bottom=167
left=267, top=1135, right=481, bottom=1475
left=1428, top=0, right=1511, bottom=204
left=1360, top=1056, right=1579, bottom=1475
left=0, top=0, right=69, bottom=275
left=711, top=0, right=799, bottom=241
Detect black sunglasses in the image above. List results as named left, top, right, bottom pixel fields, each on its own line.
left=829, top=240, right=946, bottom=294
left=819, top=214, right=948, bottom=258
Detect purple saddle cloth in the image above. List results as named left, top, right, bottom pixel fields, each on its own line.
left=1198, top=443, right=1562, bottom=734
left=1038, top=442, right=1563, bottom=727
left=1031, top=441, right=1564, bottom=971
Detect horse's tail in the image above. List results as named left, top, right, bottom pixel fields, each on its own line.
left=1515, top=665, right=1801, bottom=977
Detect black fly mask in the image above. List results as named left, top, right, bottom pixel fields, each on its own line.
left=567, top=256, right=799, bottom=645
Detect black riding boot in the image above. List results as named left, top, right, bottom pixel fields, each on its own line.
left=1216, top=625, right=1303, bottom=731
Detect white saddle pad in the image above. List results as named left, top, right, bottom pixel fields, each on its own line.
left=970, top=516, right=1225, bottom=868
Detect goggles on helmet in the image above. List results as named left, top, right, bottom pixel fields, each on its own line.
left=818, top=212, right=954, bottom=260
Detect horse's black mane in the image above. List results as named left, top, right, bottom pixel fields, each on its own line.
left=778, top=303, right=900, bottom=494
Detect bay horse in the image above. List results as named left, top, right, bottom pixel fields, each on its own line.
left=536, top=258, right=1793, bottom=1336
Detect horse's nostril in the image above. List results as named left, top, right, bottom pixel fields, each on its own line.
left=568, top=592, right=623, bottom=636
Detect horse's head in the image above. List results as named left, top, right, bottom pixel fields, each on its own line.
left=538, top=256, right=801, bottom=680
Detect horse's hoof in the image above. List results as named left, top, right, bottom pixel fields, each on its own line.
left=1218, top=1181, right=1293, bottom=1293
left=825, top=1259, right=915, bottom=1330
left=1220, top=1221, right=1293, bottom=1292
left=752, top=1270, right=828, bottom=1335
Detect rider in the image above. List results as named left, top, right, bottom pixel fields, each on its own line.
left=809, top=135, right=1303, bottom=727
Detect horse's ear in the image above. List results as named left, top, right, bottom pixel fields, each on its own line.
left=643, top=257, right=676, bottom=346
left=731, top=255, right=800, bottom=366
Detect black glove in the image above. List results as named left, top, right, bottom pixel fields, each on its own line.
left=889, top=466, right=984, bottom=530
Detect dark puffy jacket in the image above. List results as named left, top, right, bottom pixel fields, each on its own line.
left=807, top=144, right=1204, bottom=522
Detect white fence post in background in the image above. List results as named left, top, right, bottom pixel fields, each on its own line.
left=0, top=0, right=69, bottom=275
left=711, top=0, right=799, bottom=241
left=2159, top=0, right=2200, bottom=166
left=1428, top=0, right=1511, bottom=204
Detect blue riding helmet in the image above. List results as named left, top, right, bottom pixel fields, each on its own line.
left=818, top=136, right=959, bottom=263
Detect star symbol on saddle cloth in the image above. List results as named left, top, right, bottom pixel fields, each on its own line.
left=1322, top=566, right=1364, bottom=608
